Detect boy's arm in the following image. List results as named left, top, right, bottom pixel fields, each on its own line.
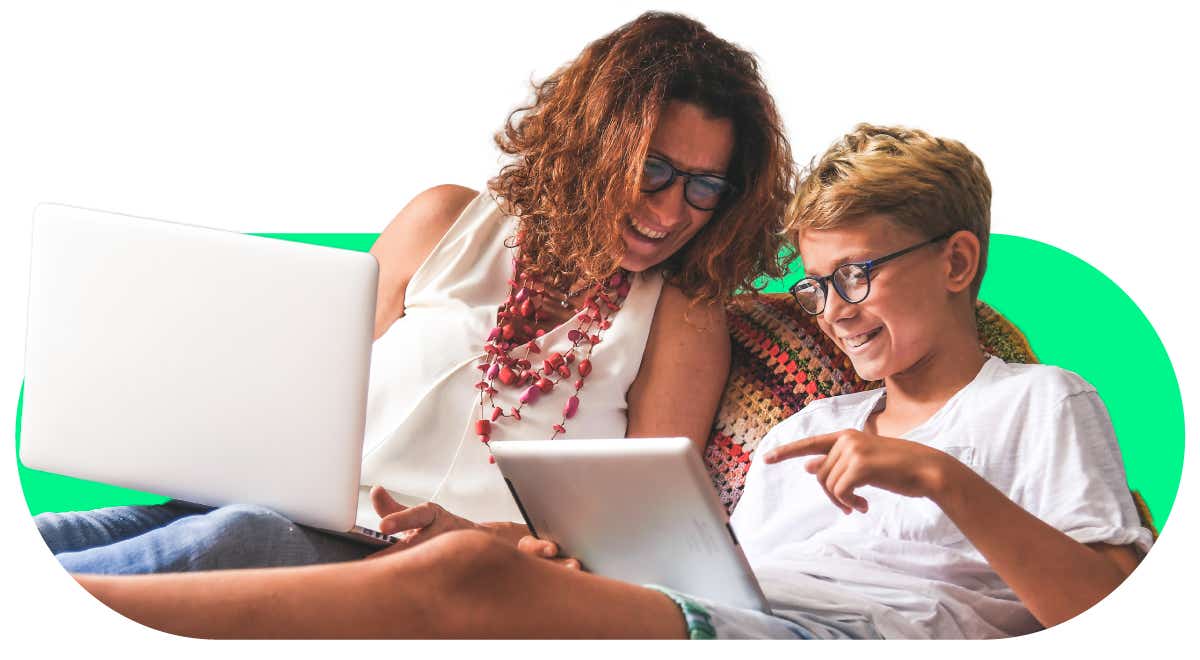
left=930, top=458, right=1139, bottom=628
left=766, top=431, right=1141, bottom=629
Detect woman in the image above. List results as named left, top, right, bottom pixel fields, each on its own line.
left=36, top=11, right=795, bottom=572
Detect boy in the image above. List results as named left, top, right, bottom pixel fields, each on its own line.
left=731, top=123, right=1151, bottom=637
left=74, top=124, right=1152, bottom=639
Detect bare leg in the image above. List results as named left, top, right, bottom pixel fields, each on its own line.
left=74, top=530, right=688, bottom=639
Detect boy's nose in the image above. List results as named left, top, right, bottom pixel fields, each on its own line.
left=822, top=287, right=857, bottom=322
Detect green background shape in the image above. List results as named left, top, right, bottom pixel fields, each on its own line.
left=14, top=233, right=1184, bottom=532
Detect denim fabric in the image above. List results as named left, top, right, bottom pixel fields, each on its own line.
left=35, top=502, right=373, bottom=574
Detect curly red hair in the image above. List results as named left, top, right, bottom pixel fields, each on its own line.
left=489, top=12, right=796, bottom=305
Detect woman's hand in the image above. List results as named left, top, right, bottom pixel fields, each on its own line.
left=516, top=536, right=582, bottom=571
left=368, top=486, right=487, bottom=555
left=763, top=429, right=957, bottom=515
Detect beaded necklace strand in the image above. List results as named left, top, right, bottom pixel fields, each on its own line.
left=473, top=249, right=631, bottom=462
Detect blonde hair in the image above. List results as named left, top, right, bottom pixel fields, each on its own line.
left=788, top=123, right=992, bottom=295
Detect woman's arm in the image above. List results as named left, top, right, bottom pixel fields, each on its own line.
left=626, top=285, right=730, bottom=453
left=369, top=184, right=478, bottom=340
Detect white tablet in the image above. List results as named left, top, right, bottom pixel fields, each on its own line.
left=491, top=437, right=770, bottom=613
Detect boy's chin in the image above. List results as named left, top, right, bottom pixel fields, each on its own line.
left=846, top=356, right=890, bottom=383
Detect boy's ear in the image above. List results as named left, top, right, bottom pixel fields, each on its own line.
left=944, top=230, right=980, bottom=294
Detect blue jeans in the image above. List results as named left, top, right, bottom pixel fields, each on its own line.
left=35, top=502, right=374, bottom=574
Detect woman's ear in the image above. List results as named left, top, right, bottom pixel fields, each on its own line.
left=945, top=230, right=980, bottom=294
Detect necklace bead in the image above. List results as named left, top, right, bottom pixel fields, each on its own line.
left=519, top=385, right=541, bottom=405
left=498, top=366, right=516, bottom=386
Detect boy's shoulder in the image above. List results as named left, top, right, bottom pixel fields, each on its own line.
left=974, top=357, right=1096, bottom=405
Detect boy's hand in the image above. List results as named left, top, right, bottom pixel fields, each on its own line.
left=516, top=536, right=583, bottom=571
left=763, top=430, right=954, bottom=514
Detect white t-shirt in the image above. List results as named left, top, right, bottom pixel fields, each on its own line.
left=729, top=356, right=1154, bottom=639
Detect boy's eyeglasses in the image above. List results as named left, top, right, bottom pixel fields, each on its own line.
left=789, top=230, right=957, bottom=315
left=640, top=155, right=735, bottom=211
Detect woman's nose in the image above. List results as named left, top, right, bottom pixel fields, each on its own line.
left=645, top=178, right=691, bottom=226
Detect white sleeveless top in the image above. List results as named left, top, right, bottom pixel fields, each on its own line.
left=356, top=192, right=665, bottom=526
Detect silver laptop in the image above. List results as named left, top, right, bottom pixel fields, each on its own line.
left=20, top=203, right=395, bottom=546
left=492, top=437, right=771, bottom=613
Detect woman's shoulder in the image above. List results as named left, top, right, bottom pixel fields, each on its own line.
left=374, top=185, right=481, bottom=249
left=369, top=184, right=484, bottom=335
left=400, top=184, right=482, bottom=229
left=643, top=282, right=729, bottom=356
left=652, top=283, right=727, bottom=330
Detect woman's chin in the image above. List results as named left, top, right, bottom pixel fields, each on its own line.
left=621, top=222, right=684, bottom=272
left=618, top=254, right=657, bottom=272
left=618, top=239, right=668, bottom=272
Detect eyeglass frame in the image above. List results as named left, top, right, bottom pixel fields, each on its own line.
left=788, top=229, right=958, bottom=315
left=640, top=154, right=737, bottom=212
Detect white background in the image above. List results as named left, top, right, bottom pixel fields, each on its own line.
left=0, top=0, right=1195, bottom=655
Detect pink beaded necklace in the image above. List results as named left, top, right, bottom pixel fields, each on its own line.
left=473, top=248, right=631, bottom=462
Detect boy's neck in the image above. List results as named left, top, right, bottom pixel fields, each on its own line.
left=870, top=330, right=988, bottom=437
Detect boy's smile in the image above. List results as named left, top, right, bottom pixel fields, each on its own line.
left=841, top=326, right=885, bottom=352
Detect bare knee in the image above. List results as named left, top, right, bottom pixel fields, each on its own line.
left=418, top=530, right=517, bottom=587
left=375, top=529, right=522, bottom=628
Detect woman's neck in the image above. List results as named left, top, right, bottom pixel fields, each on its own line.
left=528, top=281, right=590, bottom=334
left=504, top=267, right=614, bottom=345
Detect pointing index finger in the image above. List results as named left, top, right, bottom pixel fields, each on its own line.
left=763, top=432, right=842, bottom=464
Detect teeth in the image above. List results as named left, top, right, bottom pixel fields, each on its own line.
left=845, top=328, right=879, bottom=348
left=631, top=217, right=667, bottom=240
